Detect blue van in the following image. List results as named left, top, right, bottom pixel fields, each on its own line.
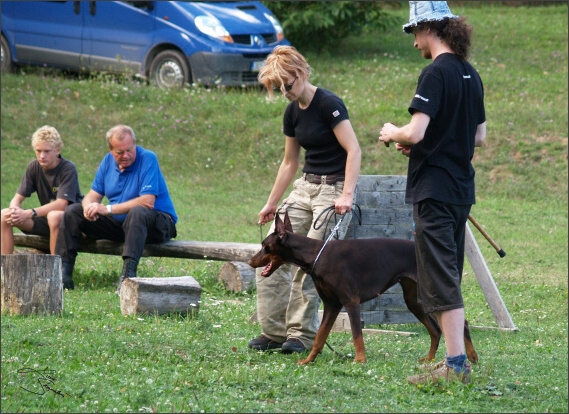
left=0, top=1, right=289, bottom=88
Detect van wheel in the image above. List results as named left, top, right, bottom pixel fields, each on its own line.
left=149, top=50, right=190, bottom=89
left=1, top=35, right=13, bottom=73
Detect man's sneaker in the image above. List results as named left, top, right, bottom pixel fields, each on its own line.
left=408, top=363, right=471, bottom=385
left=418, top=358, right=446, bottom=371
left=281, top=338, right=307, bottom=354
left=248, top=334, right=283, bottom=351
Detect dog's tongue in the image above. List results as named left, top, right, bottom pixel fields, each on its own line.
left=261, top=262, right=272, bottom=276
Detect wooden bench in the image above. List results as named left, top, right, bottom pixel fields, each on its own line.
left=12, top=234, right=260, bottom=311
left=13, top=233, right=260, bottom=263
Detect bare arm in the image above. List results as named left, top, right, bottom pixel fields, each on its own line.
left=34, top=198, right=69, bottom=218
left=107, top=195, right=155, bottom=215
left=82, top=189, right=156, bottom=221
left=333, top=119, right=361, bottom=214
left=378, top=112, right=431, bottom=147
left=6, top=194, right=69, bottom=222
left=475, top=121, right=486, bottom=147
left=258, top=137, right=300, bottom=225
left=8, top=194, right=26, bottom=209
left=4, top=194, right=26, bottom=224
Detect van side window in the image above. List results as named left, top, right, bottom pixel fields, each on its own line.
left=124, top=1, right=154, bottom=11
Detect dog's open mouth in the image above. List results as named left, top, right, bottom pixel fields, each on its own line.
left=261, top=261, right=273, bottom=276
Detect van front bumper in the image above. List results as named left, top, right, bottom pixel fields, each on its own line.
left=188, top=51, right=268, bottom=86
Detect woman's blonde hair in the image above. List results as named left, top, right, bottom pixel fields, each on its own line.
left=31, top=125, right=62, bottom=151
left=258, top=45, right=312, bottom=99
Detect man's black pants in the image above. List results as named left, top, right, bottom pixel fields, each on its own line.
left=56, top=204, right=177, bottom=264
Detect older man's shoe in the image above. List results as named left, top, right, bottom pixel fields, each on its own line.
left=61, top=262, right=75, bottom=290
left=115, top=257, right=138, bottom=295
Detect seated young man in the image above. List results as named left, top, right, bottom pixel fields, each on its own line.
left=1, top=125, right=83, bottom=256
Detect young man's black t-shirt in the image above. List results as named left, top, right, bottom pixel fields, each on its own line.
left=406, top=53, right=486, bottom=205
left=17, top=156, right=83, bottom=205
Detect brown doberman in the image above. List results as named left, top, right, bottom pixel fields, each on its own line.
left=249, top=212, right=478, bottom=365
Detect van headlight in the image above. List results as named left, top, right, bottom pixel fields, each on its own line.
left=195, top=15, right=233, bottom=43
left=264, top=13, right=284, bottom=42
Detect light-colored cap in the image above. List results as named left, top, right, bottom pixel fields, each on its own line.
left=403, top=1, right=459, bottom=34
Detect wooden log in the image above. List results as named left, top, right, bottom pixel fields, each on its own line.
left=218, top=261, right=256, bottom=292
left=13, top=234, right=260, bottom=262
left=1, top=254, right=63, bottom=315
left=13, top=248, right=47, bottom=255
left=120, top=276, right=201, bottom=316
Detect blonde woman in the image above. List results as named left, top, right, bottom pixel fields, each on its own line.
left=249, top=46, right=361, bottom=354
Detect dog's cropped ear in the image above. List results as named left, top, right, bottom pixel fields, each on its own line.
left=275, top=213, right=287, bottom=239
left=283, top=212, right=293, bottom=232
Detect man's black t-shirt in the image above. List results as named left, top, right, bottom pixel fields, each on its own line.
left=406, top=53, right=486, bottom=205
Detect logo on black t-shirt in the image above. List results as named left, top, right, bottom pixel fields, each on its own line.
left=414, top=94, right=429, bottom=102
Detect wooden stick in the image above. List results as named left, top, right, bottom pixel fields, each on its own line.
left=468, top=214, right=506, bottom=258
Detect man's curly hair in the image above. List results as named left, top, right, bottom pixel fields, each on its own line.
left=416, top=16, right=473, bottom=60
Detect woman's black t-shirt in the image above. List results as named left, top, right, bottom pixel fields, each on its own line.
left=283, top=88, right=350, bottom=176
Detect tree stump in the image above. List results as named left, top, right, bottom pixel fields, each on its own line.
left=1, top=254, right=63, bottom=315
left=120, top=276, right=201, bottom=316
left=217, top=261, right=256, bottom=292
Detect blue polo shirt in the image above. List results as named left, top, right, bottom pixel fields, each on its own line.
left=92, top=146, right=178, bottom=224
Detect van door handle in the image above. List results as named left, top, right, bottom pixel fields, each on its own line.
left=89, top=1, right=96, bottom=16
left=74, top=1, right=80, bottom=14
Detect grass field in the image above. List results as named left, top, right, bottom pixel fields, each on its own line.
left=1, top=2, right=567, bottom=413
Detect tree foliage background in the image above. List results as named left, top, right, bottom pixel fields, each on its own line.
left=268, top=1, right=403, bottom=53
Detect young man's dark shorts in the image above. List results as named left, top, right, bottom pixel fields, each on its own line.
left=22, top=217, right=51, bottom=237
left=413, top=199, right=471, bottom=314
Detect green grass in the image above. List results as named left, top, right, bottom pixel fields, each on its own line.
left=1, top=3, right=568, bottom=413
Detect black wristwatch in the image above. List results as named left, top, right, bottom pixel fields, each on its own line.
left=31, top=209, right=37, bottom=219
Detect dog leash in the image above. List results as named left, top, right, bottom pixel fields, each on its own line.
left=325, top=341, right=352, bottom=360
left=309, top=204, right=362, bottom=275
left=258, top=205, right=362, bottom=244
left=313, top=204, right=362, bottom=241
left=310, top=216, right=345, bottom=275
